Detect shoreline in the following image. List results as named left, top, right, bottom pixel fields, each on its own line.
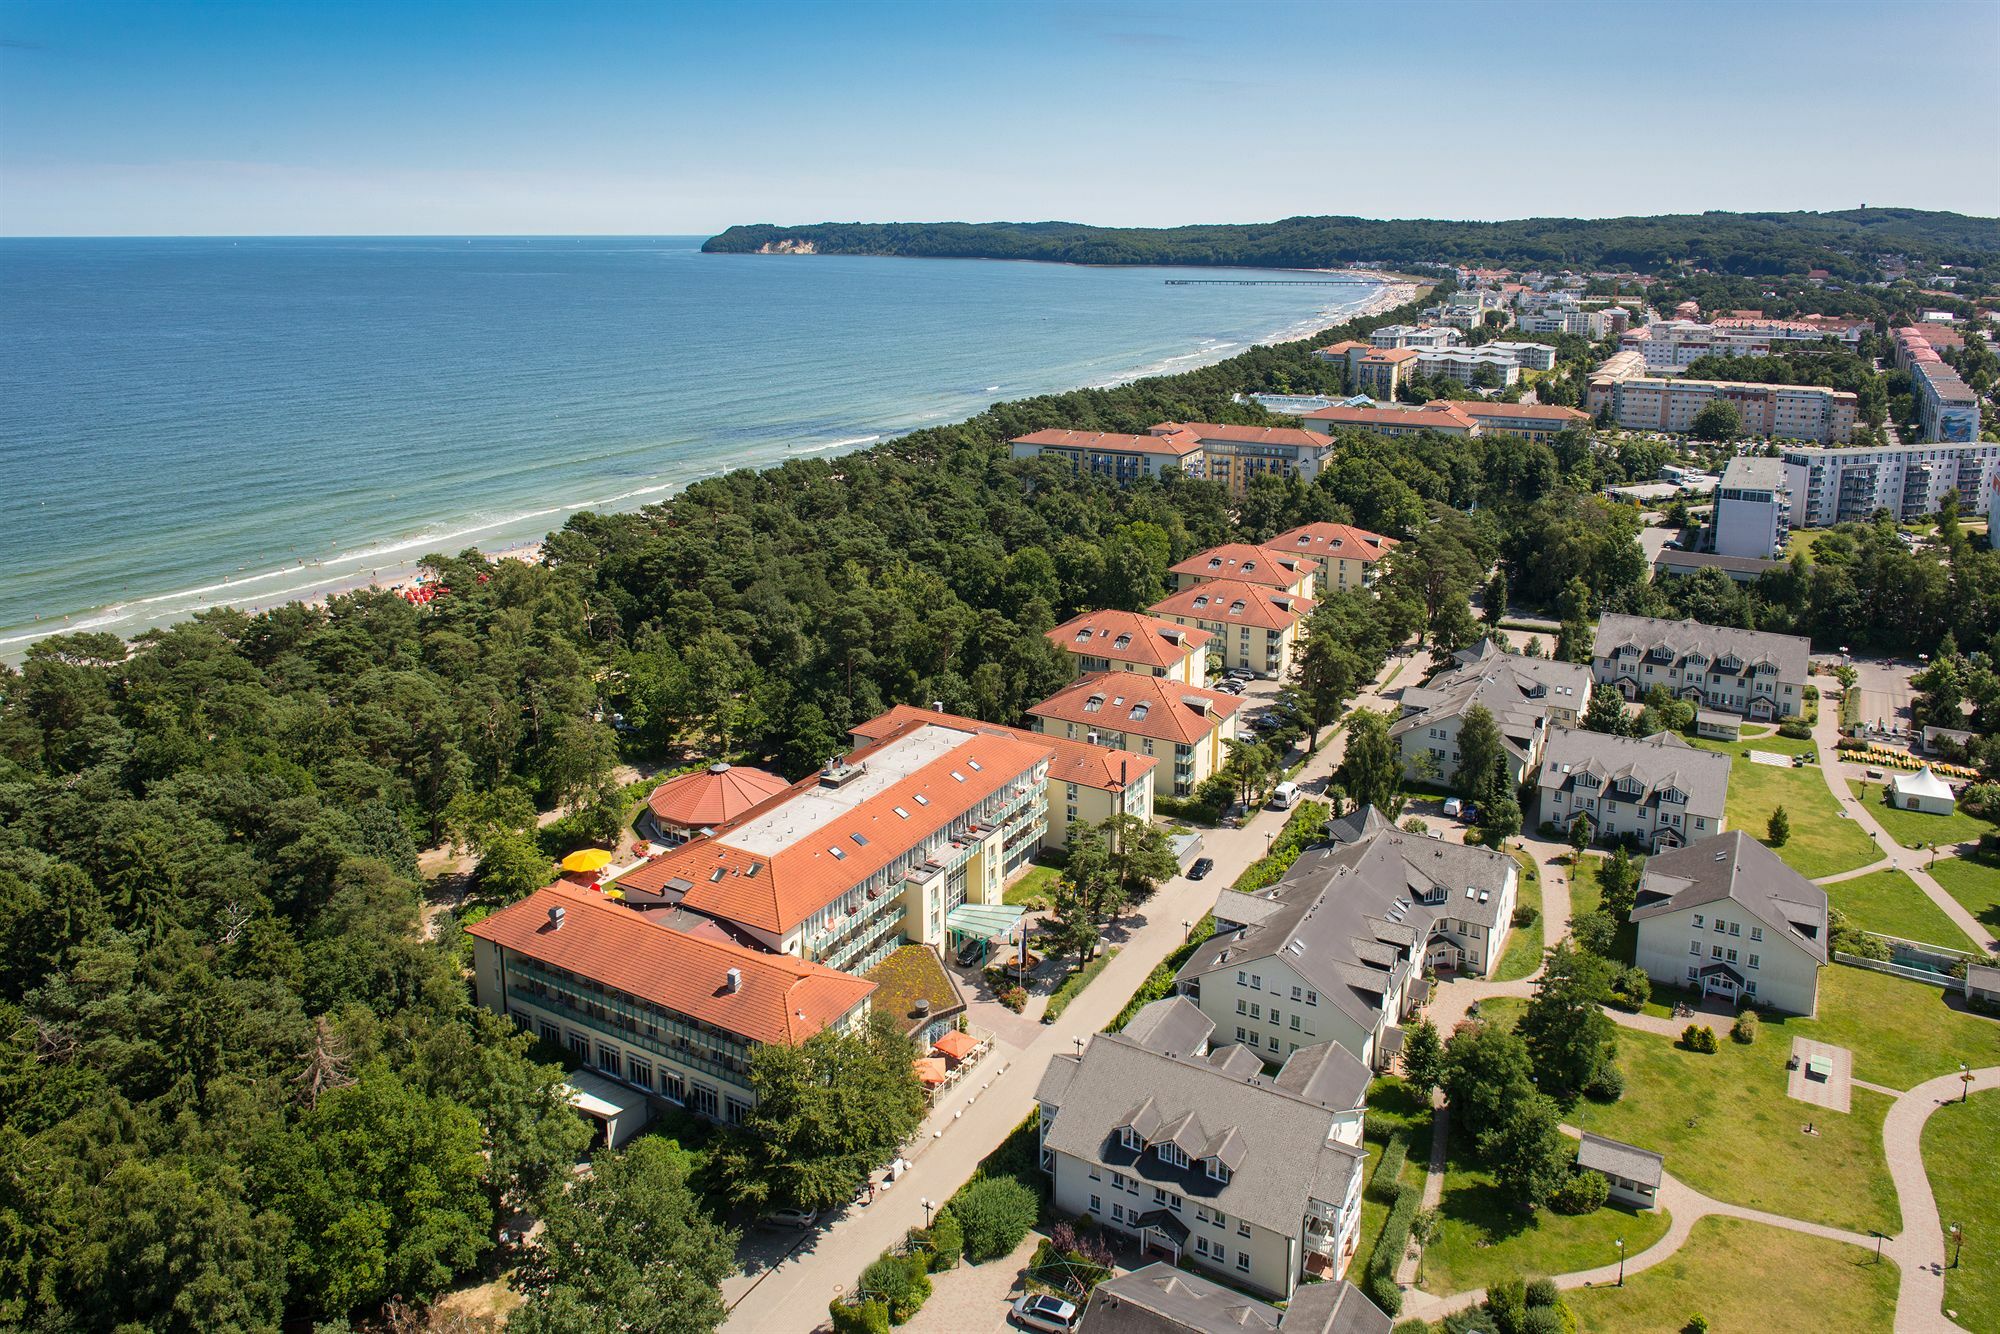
left=2, top=277, right=1397, bottom=661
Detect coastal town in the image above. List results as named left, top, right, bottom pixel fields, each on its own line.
left=388, top=253, right=2000, bottom=1334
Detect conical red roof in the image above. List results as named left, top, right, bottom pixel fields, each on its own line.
left=645, top=762, right=791, bottom=831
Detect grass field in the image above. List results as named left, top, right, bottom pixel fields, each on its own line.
left=1847, top=778, right=1998, bottom=850
left=1683, top=743, right=1879, bottom=879
left=1929, top=846, right=2000, bottom=942
left=1685, top=731, right=1820, bottom=759
left=1791, top=965, right=2000, bottom=1093
left=1003, top=863, right=1061, bottom=908
left=1568, top=858, right=1638, bottom=964
left=1421, top=1146, right=1672, bottom=1296
left=1565, top=1216, right=1896, bottom=1334
left=1822, top=868, right=1978, bottom=950
left=1349, top=1077, right=1430, bottom=1281
left=1495, top=851, right=1546, bottom=982
left=1922, top=1088, right=2000, bottom=1334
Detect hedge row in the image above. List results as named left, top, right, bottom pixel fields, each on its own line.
left=1363, top=1181, right=1420, bottom=1316
left=1232, top=800, right=1331, bottom=894
left=1370, top=1132, right=1410, bottom=1204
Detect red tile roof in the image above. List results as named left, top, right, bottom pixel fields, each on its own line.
left=1029, top=673, right=1242, bottom=747
left=1148, top=578, right=1316, bottom=633
left=618, top=729, right=1054, bottom=935
left=468, top=882, right=875, bottom=1046
left=1264, top=523, right=1399, bottom=565
left=1011, top=427, right=1202, bottom=458
left=1360, top=347, right=1421, bottom=364
left=1169, top=543, right=1316, bottom=588
left=646, top=763, right=793, bottom=830
left=1046, top=608, right=1214, bottom=669
left=849, top=704, right=1158, bottom=794
left=1157, top=421, right=1331, bottom=450
left=1314, top=340, right=1370, bottom=357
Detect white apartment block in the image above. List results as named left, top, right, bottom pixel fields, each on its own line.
left=1631, top=832, right=1828, bottom=1014
left=1782, top=443, right=2000, bottom=525
left=1413, top=346, right=1521, bottom=387
left=1604, top=375, right=1856, bottom=443
left=1712, top=455, right=1792, bottom=559
left=1592, top=615, right=1810, bottom=722
left=1484, top=340, right=1560, bottom=371
left=1535, top=728, right=1730, bottom=852
left=1370, top=323, right=1461, bottom=350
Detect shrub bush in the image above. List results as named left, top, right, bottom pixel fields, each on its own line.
left=1524, top=1277, right=1559, bottom=1308
left=1512, top=904, right=1539, bottom=930
left=1731, top=1009, right=1759, bottom=1044
left=1681, top=1024, right=1719, bottom=1053
left=1521, top=1309, right=1566, bottom=1334
left=1371, top=1133, right=1411, bottom=1203
left=1369, top=1182, right=1420, bottom=1293
left=1608, top=967, right=1651, bottom=1012
left=859, top=1252, right=931, bottom=1324
left=1776, top=720, right=1813, bottom=739
left=1960, top=782, right=2000, bottom=822
left=952, top=1176, right=1039, bottom=1262
left=1583, top=1063, right=1625, bottom=1103
left=927, top=1206, right=963, bottom=1271
left=1685, top=1316, right=1710, bottom=1334
left=997, top=985, right=1027, bottom=1012
left=1393, top=1321, right=1434, bottom=1334
left=829, top=1297, right=892, bottom=1334
left=1366, top=1270, right=1404, bottom=1317
left=1548, top=1168, right=1609, bottom=1216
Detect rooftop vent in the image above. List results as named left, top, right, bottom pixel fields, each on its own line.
left=707, top=761, right=731, bottom=774
left=819, top=757, right=867, bottom=789
left=548, top=905, right=566, bottom=930
left=724, top=967, right=742, bottom=993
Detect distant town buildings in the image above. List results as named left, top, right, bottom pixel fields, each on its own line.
left=1894, top=325, right=1981, bottom=443
left=1591, top=367, right=1856, bottom=443
left=1175, top=424, right=1337, bottom=496
left=1412, top=346, right=1521, bottom=388
left=1711, top=456, right=1792, bottom=559
left=1008, top=427, right=1203, bottom=482
left=1301, top=402, right=1480, bottom=439
left=1450, top=401, right=1591, bottom=441
left=1781, top=442, right=2000, bottom=525
left=1591, top=614, right=1811, bottom=720
left=1369, top=323, right=1462, bottom=350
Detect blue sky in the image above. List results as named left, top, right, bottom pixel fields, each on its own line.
left=2, top=0, right=1995, bottom=235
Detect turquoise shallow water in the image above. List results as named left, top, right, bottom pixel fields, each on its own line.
left=0, top=237, right=1379, bottom=651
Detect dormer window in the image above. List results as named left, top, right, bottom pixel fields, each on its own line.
left=1112, top=634, right=1132, bottom=651
left=1228, top=600, right=1246, bottom=615
left=1662, top=787, right=1685, bottom=805
left=1084, top=695, right=1104, bottom=713
left=1206, top=1159, right=1230, bottom=1182
left=1192, top=595, right=1210, bottom=609
left=1130, top=703, right=1150, bottom=721
left=1157, top=1143, right=1188, bottom=1168
left=1120, top=1127, right=1142, bottom=1152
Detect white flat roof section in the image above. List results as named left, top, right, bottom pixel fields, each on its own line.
left=727, top=723, right=978, bottom=856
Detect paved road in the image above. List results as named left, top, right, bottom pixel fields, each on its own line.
left=719, top=654, right=1415, bottom=1332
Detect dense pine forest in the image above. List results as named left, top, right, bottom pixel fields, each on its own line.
left=704, top=209, right=2000, bottom=279
left=7, top=280, right=2000, bottom=1329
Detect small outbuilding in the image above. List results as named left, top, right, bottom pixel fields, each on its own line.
left=1575, top=1131, right=1664, bottom=1210
left=640, top=762, right=791, bottom=844
left=1888, top=766, right=1956, bottom=816
left=564, top=1067, right=652, bottom=1149
left=1695, top=709, right=1741, bottom=741
left=1966, top=962, right=2000, bottom=1009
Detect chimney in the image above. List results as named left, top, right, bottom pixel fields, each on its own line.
left=548, top=905, right=566, bottom=930
left=932, top=700, right=945, bottom=712
left=725, top=967, right=742, bottom=993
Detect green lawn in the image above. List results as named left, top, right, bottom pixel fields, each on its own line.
left=1470, top=995, right=1528, bottom=1031
left=1696, top=746, right=1879, bottom=879
left=1922, top=1088, right=2000, bottom=1334
left=1349, top=1077, right=1431, bottom=1281
left=1929, top=846, right=2000, bottom=943
left=1790, top=965, right=2000, bottom=1093
left=1421, top=1149, right=1671, bottom=1296
left=1848, top=779, right=1998, bottom=850
left=1568, top=857, right=1638, bottom=964
left=1685, top=731, right=1820, bottom=759
left=1495, top=851, right=1546, bottom=982
left=1004, top=863, right=1061, bottom=908
left=1823, top=869, right=1978, bottom=951
left=1569, top=1020, right=1902, bottom=1235
left=1565, top=1216, right=1896, bottom=1334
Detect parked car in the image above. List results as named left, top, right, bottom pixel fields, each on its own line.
left=1442, top=796, right=1463, bottom=818
left=956, top=938, right=988, bottom=967
left=1224, top=667, right=1254, bottom=682
left=1011, top=1294, right=1080, bottom=1333
left=1267, top=780, right=1300, bottom=811
left=1218, top=681, right=1245, bottom=694
left=758, top=1207, right=819, bottom=1229
left=1187, top=857, right=1214, bottom=881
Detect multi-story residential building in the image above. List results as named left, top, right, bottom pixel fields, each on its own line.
left=1601, top=374, right=1856, bottom=443
left=849, top=704, right=1155, bottom=853
left=1513, top=310, right=1570, bottom=335
left=467, top=881, right=876, bottom=1127
left=1451, top=401, right=1591, bottom=441
left=1300, top=402, right=1480, bottom=439
left=1895, top=326, right=1982, bottom=443
left=1781, top=442, right=2000, bottom=525
left=1350, top=347, right=1419, bottom=397
left=1029, top=672, right=1241, bottom=797
left=1412, top=347, right=1521, bottom=388
left=1710, top=314, right=1870, bottom=347
left=616, top=721, right=1053, bottom=973
left=1369, top=323, right=1461, bottom=350
left=1262, top=523, right=1397, bottom=594
left=1165, top=423, right=1335, bottom=497
left=1591, top=614, right=1811, bottom=721
left=1534, top=728, right=1730, bottom=851
left=1585, top=349, right=1646, bottom=416
left=1170, top=544, right=1316, bottom=597
left=1047, top=608, right=1213, bottom=685
left=1148, top=579, right=1316, bottom=680
left=1621, top=319, right=1772, bottom=372
left=1036, top=997, right=1369, bottom=1298
left=1389, top=639, right=1591, bottom=787
left=1009, top=427, right=1204, bottom=482
left=1081, top=1262, right=1390, bottom=1334
left=1176, top=810, right=1518, bottom=1066
left=1483, top=340, right=1561, bottom=371
left=1711, top=455, right=1792, bottom=558
left=1630, top=831, right=1828, bottom=1014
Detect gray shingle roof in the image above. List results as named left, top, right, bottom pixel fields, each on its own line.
left=1035, top=1033, right=1364, bottom=1236
left=1390, top=644, right=1591, bottom=764
left=1576, top=1132, right=1664, bottom=1188
left=1593, top=614, right=1810, bottom=684
left=1630, top=830, right=1828, bottom=962
left=1122, top=996, right=1218, bottom=1058
left=1536, top=727, right=1730, bottom=825
left=1653, top=549, right=1785, bottom=578
left=1078, top=1262, right=1390, bottom=1333
left=1181, top=817, right=1517, bottom=1031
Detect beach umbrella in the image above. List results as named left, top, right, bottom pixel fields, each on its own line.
left=559, top=848, right=614, bottom=874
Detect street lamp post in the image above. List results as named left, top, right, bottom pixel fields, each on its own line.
left=1961, top=1063, right=1973, bottom=1103
left=1616, top=1237, right=1626, bottom=1286
left=1950, top=1222, right=1964, bottom=1269
left=921, top=1197, right=934, bottom=1229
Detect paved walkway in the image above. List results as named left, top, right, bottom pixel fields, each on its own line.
left=720, top=653, right=1414, bottom=1333
left=1880, top=1065, right=1999, bottom=1332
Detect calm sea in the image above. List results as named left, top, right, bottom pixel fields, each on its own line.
left=0, top=237, right=1380, bottom=653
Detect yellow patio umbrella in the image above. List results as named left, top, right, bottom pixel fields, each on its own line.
left=559, top=848, right=614, bottom=874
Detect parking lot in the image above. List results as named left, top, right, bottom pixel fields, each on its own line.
left=1844, top=657, right=1920, bottom=736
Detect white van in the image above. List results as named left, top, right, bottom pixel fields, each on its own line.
left=1267, top=781, right=1300, bottom=811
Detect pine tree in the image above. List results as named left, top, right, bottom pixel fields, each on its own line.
left=1767, top=805, right=1791, bottom=847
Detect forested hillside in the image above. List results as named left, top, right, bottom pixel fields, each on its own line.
left=7, top=283, right=2000, bottom=1329
left=704, top=209, right=2000, bottom=279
